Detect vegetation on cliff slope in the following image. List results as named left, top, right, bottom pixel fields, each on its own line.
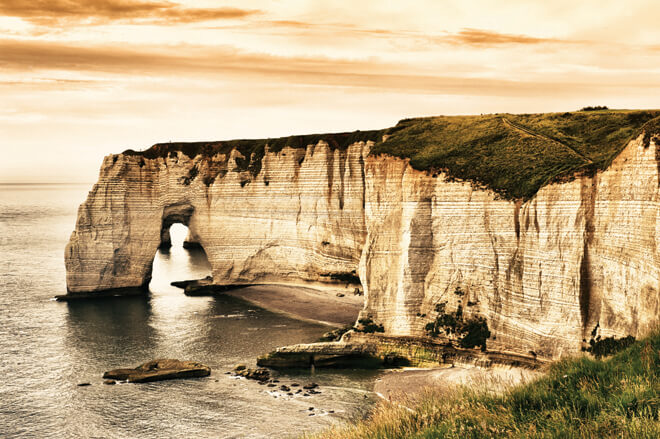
left=124, top=110, right=660, bottom=200
left=310, top=330, right=660, bottom=439
left=123, top=130, right=384, bottom=176
left=372, top=110, right=660, bottom=199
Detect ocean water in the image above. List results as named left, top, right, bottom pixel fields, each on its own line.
left=0, top=184, right=379, bottom=438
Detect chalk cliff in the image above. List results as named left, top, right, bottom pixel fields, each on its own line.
left=360, top=134, right=659, bottom=360
left=65, top=114, right=660, bottom=361
left=65, top=139, right=369, bottom=293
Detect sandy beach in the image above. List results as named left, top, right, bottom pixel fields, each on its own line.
left=374, top=365, right=542, bottom=403
left=223, top=284, right=363, bottom=327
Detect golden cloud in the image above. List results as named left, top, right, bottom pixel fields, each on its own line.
left=441, top=28, right=565, bottom=46
left=0, top=0, right=259, bottom=25
left=1, top=38, right=650, bottom=98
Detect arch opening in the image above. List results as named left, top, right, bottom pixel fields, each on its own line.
left=158, top=203, right=194, bottom=250
left=147, top=204, right=364, bottom=327
left=149, top=222, right=212, bottom=294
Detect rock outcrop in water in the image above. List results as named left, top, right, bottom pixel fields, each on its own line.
left=65, top=113, right=660, bottom=362
left=103, top=359, right=211, bottom=383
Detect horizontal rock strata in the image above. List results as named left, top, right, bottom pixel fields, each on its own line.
left=257, top=333, right=541, bottom=369
left=66, top=140, right=368, bottom=294
left=360, top=134, right=660, bottom=360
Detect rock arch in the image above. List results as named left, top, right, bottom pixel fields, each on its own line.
left=158, top=203, right=196, bottom=250
left=64, top=141, right=369, bottom=297
left=65, top=199, right=202, bottom=296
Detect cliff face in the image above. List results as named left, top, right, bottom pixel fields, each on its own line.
left=65, top=127, right=660, bottom=360
left=360, top=135, right=659, bottom=359
left=65, top=141, right=368, bottom=293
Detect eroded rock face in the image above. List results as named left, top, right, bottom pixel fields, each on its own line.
left=360, top=134, right=660, bottom=359
left=66, top=134, right=660, bottom=361
left=65, top=141, right=369, bottom=293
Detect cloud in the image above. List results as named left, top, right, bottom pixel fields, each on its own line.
left=259, top=21, right=578, bottom=48
left=2, top=38, right=655, bottom=98
left=0, top=0, right=259, bottom=25
left=440, top=28, right=566, bottom=46
left=0, top=38, right=387, bottom=78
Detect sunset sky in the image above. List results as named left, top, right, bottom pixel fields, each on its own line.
left=2, top=0, right=660, bottom=183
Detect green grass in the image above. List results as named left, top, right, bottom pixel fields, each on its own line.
left=310, top=330, right=660, bottom=439
left=124, top=110, right=660, bottom=199
left=372, top=110, right=660, bottom=199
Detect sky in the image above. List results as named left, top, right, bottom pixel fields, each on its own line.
left=1, top=0, right=660, bottom=183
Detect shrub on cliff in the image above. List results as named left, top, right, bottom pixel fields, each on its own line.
left=354, top=318, right=385, bottom=334
left=580, top=105, right=609, bottom=111
left=320, top=271, right=361, bottom=284
left=586, top=335, right=636, bottom=359
left=309, top=329, right=660, bottom=439
left=424, top=302, right=491, bottom=351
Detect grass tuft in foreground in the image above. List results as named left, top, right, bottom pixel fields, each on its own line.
left=309, top=330, right=659, bottom=439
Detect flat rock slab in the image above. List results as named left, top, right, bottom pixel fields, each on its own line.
left=170, top=276, right=212, bottom=290
left=103, top=359, right=211, bottom=383
left=169, top=277, right=252, bottom=296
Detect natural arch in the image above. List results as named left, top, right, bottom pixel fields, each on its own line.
left=150, top=223, right=212, bottom=293
left=158, top=203, right=195, bottom=250
left=64, top=146, right=368, bottom=299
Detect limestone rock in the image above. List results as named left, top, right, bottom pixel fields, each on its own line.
left=232, top=366, right=270, bottom=381
left=65, top=141, right=368, bottom=296
left=103, top=359, right=211, bottom=383
left=359, top=133, right=660, bottom=360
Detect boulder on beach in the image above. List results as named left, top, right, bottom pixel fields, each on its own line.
left=232, top=365, right=270, bottom=381
left=103, top=359, right=211, bottom=383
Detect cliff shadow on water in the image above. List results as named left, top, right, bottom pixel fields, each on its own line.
left=64, top=296, right=158, bottom=367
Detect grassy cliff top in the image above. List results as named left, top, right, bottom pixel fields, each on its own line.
left=124, top=110, right=660, bottom=200
left=123, top=130, right=384, bottom=177
left=373, top=110, right=660, bottom=199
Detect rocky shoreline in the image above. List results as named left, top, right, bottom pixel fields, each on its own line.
left=230, top=364, right=325, bottom=397
left=75, top=287, right=546, bottom=412
left=258, top=332, right=544, bottom=370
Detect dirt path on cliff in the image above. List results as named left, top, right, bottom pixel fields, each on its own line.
left=223, top=284, right=363, bottom=327
left=501, top=117, right=593, bottom=165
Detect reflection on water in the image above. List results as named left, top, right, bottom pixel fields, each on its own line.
left=65, top=296, right=158, bottom=367
left=0, top=186, right=380, bottom=438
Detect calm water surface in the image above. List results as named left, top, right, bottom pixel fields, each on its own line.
left=0, top=184, right=379, bottom=438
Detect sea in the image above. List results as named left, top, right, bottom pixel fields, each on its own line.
left=0, top=183, right=379, bottom=438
